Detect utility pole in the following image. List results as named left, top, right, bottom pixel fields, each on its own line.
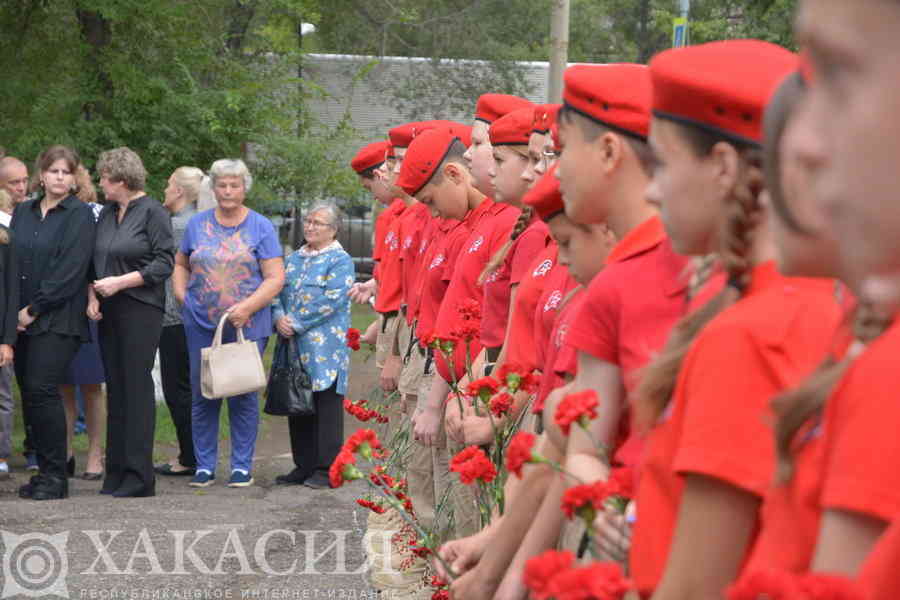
left=673, top=0, right=691, bottom=47
left=548, top=0, right=570, bottom=103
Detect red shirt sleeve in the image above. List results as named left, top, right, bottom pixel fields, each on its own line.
left=566, top=266, right=622, bottom=364
left=821, top=327, right=900, bottom=521
left=509, top=221, right=549, bottom=284
left=860, top=518, right=900, bottom=600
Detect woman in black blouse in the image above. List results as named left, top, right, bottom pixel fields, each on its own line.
left=90, top=147, right=173, bottom=498
left=12, top=145, right=95, bottom=501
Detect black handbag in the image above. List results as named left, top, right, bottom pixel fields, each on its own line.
left=264, top=337, right=316, bottom=416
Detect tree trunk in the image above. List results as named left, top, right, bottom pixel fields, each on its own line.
left=548, top=0, right=570, bottom=103
left=226, top=0, right=257, bottom=54
left=75, top=4, right=112, bottom=121
left=635, top=0, right=653, bottom=63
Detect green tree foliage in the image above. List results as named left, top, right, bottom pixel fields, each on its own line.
left=0, top=0, right=359, bottom=214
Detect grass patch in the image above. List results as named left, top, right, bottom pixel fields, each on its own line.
left=11, top=304, right=380, bottom=460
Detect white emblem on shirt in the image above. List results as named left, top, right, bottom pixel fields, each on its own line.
left=544, top=289, right=563, bottom=312
left=468, top=236, right=484, bottom=253
left=533, top=259, right=553, bottom=277
left=429, top=254, right=445, bottom=270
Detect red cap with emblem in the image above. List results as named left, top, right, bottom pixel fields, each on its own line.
left=430, top=121, right=473, bottom=147
left=475, top=94, right=535, bottom=124
left=533, top=104, right=561, bottom=135
left=396, top=128, right=461, bottom=197
left=350, top=140, right=390, bottom=174
left=523, top=164, right=564, bottom=221
left=563, top=63, right=652, bottom=140
left=650, top=39, right=798, bottom=145
left=489, top=107, right=535, bottom=146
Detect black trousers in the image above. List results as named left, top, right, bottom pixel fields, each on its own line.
left=98, top=294, right=163, bottom=493
left=15, top=332, right=81, bottom=479
left=288, top=382, right=343, bottom=478
left=159, top=324, right=195, bottom=469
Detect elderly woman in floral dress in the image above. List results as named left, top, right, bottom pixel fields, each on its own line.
left=273, top=202, right=354, bottom=489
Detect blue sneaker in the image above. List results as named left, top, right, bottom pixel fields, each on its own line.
left=227, top=471, right=254, bottom=488
left=25, top=453, right=38, bottom=472
left=188, top=471, right=215, bottom=488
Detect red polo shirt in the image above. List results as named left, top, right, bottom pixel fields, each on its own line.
left=534, top=258, right=578, bottom=378
left=415, top=218, right=468, bottom=345
left=567, top=216, right=691, bottom=395
left=861, top=518, right=900, bottom=600
left=744, top=316, right=900, bottom=577
left=434, top=198, right=519, bottom=382
left=373, top=201, right=408, bottom=314
left=373, top=198, right=406, bottom=280
left=398, top=202, right=432, bottom=318
left=502, top=242, right=559, bottom=374
left=480, top=218, right=550, bottom=349
left=408, top=215, right=442, bottom=325
left=534, top=284, right=582, bottom=414
left=630, top=263, right=844, bottom=596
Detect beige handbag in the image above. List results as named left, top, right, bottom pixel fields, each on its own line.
left=200, top=313, right=267, bottom=399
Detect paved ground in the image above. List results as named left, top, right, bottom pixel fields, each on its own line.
left=0, top=354, right=383, bottom=600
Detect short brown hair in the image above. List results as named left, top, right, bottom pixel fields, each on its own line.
left=97, top=147, right=147, bottom=191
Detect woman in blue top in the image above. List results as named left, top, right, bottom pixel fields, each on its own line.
left=273, top=202, right=354, bottom=489
left=172, top=158, right=285, bottom=489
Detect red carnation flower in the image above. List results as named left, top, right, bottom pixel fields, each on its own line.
left=554, top=389, right=600, bottom=436
left=431, top=591, right=449, bottom=600
left=329, top=450, right=362, bottom=488
left=605, top=467, right=635, bottom=501
left=344, top=429, right=383, bottom=460
left=457, top=298, right=482, bottom=322
left=451, top=320, right=481, bottom=342
left=346, top=328, right=361, bottom=351
left=490, top=392, right=514, bottom=417
left=561, top=481, right=606, bottom=521
left=505, top=431, right=537, bottom=478
left=523, top=550, right=575, bottom=600
left=449, top=445, right=497, bottom=485
left=356, top=499, right=386, bottom=514
left=466, top=376, right=500, bottom=403
left=497, top=363, right=540, bottom=394
left=584, top=562, right=634, bottom=600
left=429, top=575, right=448, bottom=589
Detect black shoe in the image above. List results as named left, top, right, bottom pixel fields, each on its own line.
left=99, top=475, right=122, bottom=495
left=303, top=472, right=331, bottom=490
left=31, top=475, right=68, bottom=501
left=18, top=475, right=43, bottom=499
left=67, top=456, right=75, bottom=478
left=275, top=468, right=308, bottom=486
left=113, top=475, right=156, bottom=498
left=154, top=463, right=195, bottom=477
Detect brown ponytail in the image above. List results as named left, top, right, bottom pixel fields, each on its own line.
left=478, top=206, right=534, bottom=285
left=636, top=125, right=765, bottom=429
left=772, top=301, right=893, bottom=483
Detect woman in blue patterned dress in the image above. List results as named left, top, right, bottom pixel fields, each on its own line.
left=273, top=202, right=354, bottom=489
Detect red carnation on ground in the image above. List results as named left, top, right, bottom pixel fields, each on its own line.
left=329, top=450, right=362, bottom=488
left=523, top=550, right=575, bottom=600
left=346, top=328, right=361, bottom=351
left=344, top=429, right=382, bottom=460
left=449, top=445, right=497, bottom=485
left=467, top=376, right=500, bottom=403
left=457, top=298, right=482, bottom=322
left=490, top=392, right=514, bottom=417
left=356, top=499, right=386, bottom=514
left=505, top=431, right=538, bottom=478
left=554, top=389, right=600, bottom=435
left=561, top=481, right=606, bottom=521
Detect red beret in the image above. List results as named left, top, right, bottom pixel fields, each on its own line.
left=550, top=122, right=562, bottom=152
left=350, top=140, right=390, bottom=174
left=428, top=121, right=473, bottom=148
left=475, top=94, right=535, bottom=124
left=396, top=128, right=461, bottom=197
left=489, top=108, right=534, bottom=146
left=389, top=121, right=439, bottom=149
left=523, top=165, right=564, bottom=221
left=650, top=40, right=798, bottom=145
left=562, top=63, right=652, bottom=139
left=533, top=104, right=561, bottom=135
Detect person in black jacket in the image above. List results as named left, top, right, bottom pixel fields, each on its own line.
left=90, top=147, right=173, bottom=498
left=12, top=145, right=95, bottom=501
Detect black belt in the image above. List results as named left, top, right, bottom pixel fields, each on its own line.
left=378, top=310, right=398, bottom=332
left=403, top=323, right=418, bottom=364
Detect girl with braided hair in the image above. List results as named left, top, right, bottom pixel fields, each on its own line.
left=625, top=41, right=846, bottom=600
left=735, top=0, right=900, bottom=586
